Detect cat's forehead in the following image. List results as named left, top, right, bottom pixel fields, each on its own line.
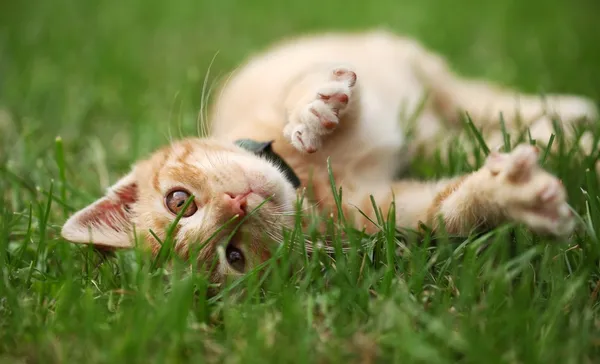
left=144, top=139, right=239, bottom=171
left=137, top=138, right=251, bottom=193
left=153, top=138, right=239, bottom=161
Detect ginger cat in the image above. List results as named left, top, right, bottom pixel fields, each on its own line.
left=62, top=30, right=597, bottom=283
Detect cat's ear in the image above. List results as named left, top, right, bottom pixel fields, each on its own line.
left=61, top=173, right=139, bottom=249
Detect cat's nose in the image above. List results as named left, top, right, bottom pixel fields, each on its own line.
left=223, top=191, right=250, bottom=217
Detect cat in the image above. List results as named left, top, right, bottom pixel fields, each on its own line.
left=61, top=29, right=598, bottom=283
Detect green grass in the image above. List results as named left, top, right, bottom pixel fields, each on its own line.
left=2, top=0, right=600, bottom=362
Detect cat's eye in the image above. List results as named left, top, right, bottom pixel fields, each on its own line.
left=165, top=189, right=197, bottom=217
left=226, top=245, right=245, bottom=272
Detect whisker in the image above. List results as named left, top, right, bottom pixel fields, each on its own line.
left=202, top=72, right=224, bottom=136
left=208, top=63, right=243, bottom=135
left=161, top=90, right=184, bottom=147
left=198, top=51, right=220, bottom=138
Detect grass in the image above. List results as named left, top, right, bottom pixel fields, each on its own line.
left=1, top=0, right=600, bottom=362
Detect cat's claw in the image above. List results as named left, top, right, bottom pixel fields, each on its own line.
left=485, top=144, right=575, bottom=237
left=284, top=67, right=357, bottom=153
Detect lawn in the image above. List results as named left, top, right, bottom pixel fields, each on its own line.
left=1, top=0, right=600, bottom=362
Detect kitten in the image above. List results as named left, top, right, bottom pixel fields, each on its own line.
left=62, top=30, right=597, bottom=283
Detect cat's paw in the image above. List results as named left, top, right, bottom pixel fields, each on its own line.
left=284, top=67, right=357, bottom=153
left=485, top=144, right=575, bottom=237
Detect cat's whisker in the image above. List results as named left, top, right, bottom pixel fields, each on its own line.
left=160, top=90, right=186, bottom=148
left=203, top=74, right=223, bottom=136
left=208, top=63, right=243, bottom=135
left=269, top=201, right=313, bottom=214
left=202, top=150, right=224, bottom=172
left=300, top=195, right=329, bottom=210
left=269, top=205, right=311, bottom=213
left=267, top=206, right=299, bottom=215
left=161, top=130, right=174, bottom=150
left=197, top=51, right=220, bottom=138
left=265, top=232, right=285, bottom=245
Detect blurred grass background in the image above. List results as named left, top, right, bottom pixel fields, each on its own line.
left=2, top=0, right=600, bottom=362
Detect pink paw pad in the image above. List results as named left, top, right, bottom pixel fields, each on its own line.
left=318, top=92, right=349, bottom=106
left=332, top=68, right=357, bottom=87
left=309, top=108, right=338, bottom=130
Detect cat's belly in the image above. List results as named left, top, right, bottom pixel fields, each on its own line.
left=211, top=30, right=432, bottom=178
left=353, top=88, right=409, bottom=177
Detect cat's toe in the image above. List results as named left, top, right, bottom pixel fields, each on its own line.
left=507, top=170, right=574, bottom=237
left=318, top=91, right=349, bottom=110
left=514, top=201, right=574, bottom=237
left=538, top=179, right=562, bottom=203
left=484, top=144, right=539, bottom=179
left=310, top=103, right=339, bottom=130
left=516, top=184, right=574, bottom=237
left=331, top=67, right=357, bottom=87
left=505, top=144, right=539, bottom=182
left=284, top=102, right=338, bottom=153
left=284, top=123, right=321, bottom=153
left=312, top=86, right=349, bottom=128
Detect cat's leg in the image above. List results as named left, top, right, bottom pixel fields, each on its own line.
left=444, top=82, right=597, bottom=157
left=424, top=144, right=574, bottom=236
left=341, top=144, right=574, bottom=237
left=413, top=81, right=598, bottom=164
left=412, top=47, right=597, bottom=153
left=283, top=66, right=359, bottom=153
left=418, top=50, right=598, bottom=131
left=434, top=79, right=598, bottom=131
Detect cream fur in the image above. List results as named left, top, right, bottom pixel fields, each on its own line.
left=62, top=29, right=595, bottom=282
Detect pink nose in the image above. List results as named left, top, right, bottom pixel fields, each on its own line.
left=223, top=191, right=250, bottom=217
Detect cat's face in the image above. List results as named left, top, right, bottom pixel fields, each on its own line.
left=61, top=138, right=299, bottom=282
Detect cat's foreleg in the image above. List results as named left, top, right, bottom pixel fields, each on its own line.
left=283, top=66, right=359, bottom=153
left=344, top=144, right=574, bottom=237
left=423, top=144, right=574, bottom=237
left=415, top=48, right=597, bottom=155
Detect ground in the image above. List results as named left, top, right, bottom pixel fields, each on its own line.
left=1, top=0, right=600, bottom=362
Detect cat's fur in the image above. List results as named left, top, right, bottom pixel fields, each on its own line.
left=62, top=30, right=597, bottom=282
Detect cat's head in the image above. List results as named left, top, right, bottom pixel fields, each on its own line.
left=61, top=138, right=301, bottom=282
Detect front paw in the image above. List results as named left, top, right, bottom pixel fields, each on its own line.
left=283, top=67, right=357, bottom=153
left=485, top=144, right=575, bottom=237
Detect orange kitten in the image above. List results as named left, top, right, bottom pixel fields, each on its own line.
left=62, top=30, right=596, bottom=283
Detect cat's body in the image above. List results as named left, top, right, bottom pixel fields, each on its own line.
left=212, top=30, right=596, bottom=171
left=210, top=29, right=594, bottom=235
left=62, top=30, right=597, bottom=283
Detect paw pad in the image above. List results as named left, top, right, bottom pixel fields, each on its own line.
left=332, top=68, right=357, bottom=87
left=318, top=92, right=349, bottom=106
